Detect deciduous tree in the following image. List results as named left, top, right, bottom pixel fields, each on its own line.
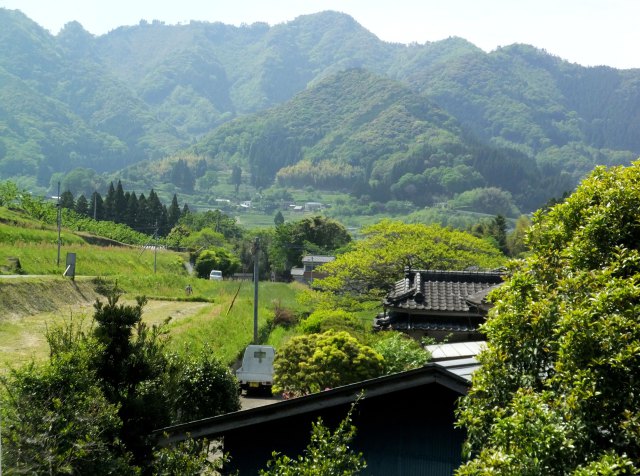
left=456, top=163, right=640, bottom=474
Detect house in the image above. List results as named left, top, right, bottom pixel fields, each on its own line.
left=304, top=201, right=323, bottom=212
left=375, top=269, right=504, bottom=342
left=290, top=255, right=335, bottom=285
left=157, top=359, right=478, bottom=475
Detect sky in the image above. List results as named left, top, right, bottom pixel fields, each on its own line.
left=0, top=0, right=637, bottom=69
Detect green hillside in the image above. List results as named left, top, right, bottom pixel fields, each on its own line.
left=0, top=8, right=639, bottom=215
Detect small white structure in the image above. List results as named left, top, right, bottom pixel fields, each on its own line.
left=304, top=202, right=323, bottom=212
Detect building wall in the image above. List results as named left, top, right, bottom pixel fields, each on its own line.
left=223, top=384, right=465, bottom=475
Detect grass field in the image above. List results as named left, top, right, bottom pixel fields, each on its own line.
left=0, top=205, right=309, bottom=372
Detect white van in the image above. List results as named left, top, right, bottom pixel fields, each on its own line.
left=209, top=269, right=223, bottom=280
left=236, top=345, right=275, bottom=394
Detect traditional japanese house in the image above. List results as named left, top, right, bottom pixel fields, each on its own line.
left=375, top=269, right=504, bottom=342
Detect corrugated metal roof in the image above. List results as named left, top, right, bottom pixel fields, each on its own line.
left=426, top=341, right=486, bottom=360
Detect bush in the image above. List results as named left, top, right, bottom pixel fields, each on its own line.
left=273, top=330, right=384, bottom=397
left=169, top=348, right=241, bottom=423
left=299, top=309, right=363, bottom=336
left=371, top=332, right=431, bottom=374
left=194, top=247, right=240, bottom=278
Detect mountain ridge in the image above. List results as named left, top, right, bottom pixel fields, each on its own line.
left=0, top=8, right=638, bottom=215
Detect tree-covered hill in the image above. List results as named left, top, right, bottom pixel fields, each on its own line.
left=0, top=7, right=639, bottom=213
left=192, top=68, right=548, bottom=212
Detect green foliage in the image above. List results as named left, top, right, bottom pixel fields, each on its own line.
left=0, top=351, right=135, bottom=475
left=456, top=162, right=640, bottom=474
left=270, top=215, right=352, bottom=271
left=152, top=439, right=224, bottom=476
left=169, top=348, right=241, bottom=423
left=273, top=330, right=384, bottom=397
left=92, top=293, right=172, bottom=466
left=260, top=401, right=366, bottom=476
left=371, top=332, right=431, bottom=375
left=194, top=247, right=240, bottom=278
left=299, top=309, right=363, bottom=336
left=313, top=220, right=505, bottom=301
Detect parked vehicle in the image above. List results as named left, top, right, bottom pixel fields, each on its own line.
left=209, top=269, right=223, bottom=280
left=236, top=345, right=275, bottom=394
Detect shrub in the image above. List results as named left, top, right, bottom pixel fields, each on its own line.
left=273, top=330, right=384, bottom=397
left=372, top=332, right=431, bottom=374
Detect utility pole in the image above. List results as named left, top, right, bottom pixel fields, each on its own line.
left=56, top=181, right=61, bottom=267
left=154, top=221, right=158, bottom=274
left=93, top=190, right=97, bottom=220
left=252, top=237, right=260, bottom=344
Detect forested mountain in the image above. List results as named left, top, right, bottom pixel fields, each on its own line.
left=0, top=8, right=639, bottom=213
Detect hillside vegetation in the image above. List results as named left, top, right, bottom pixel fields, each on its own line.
left=0, top=204, right=306, bottom=371
left=0, top=8, right=639, bottom=217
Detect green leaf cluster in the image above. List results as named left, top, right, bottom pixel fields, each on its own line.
left=273, top=330, right=384, bottom=397
left=456, top=162, right=640, bottom=474
left=313, top=220, right=506, bottom=301
left=260, top=401, right=366, bottom=476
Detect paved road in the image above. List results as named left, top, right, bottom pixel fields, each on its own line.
left=241, top=393, right=283, bottom=410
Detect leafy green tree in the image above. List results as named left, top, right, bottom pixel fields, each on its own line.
left=0, top=321, right=135, bottom=474
left=170, top=348, right=241, bottom=423
left=260, top=402, right=366, bottom=476
left=506, top=214, right=531, bottom=257
left=273, top=330, right=384, bottom=397
left=152, top=438, right=224, bottom=476
left=299, top=309, right=364, bottom=337
left=270, top=215, right=351, bottom=272
left=194, top=247, right=240, bottom=278
left=0, top=180, right=20, bottom=207
left=372, top=332, right=431, bottom=375
left=456, top=163, right=640, bottom=474
left=313, top=220, right=505, bottom=301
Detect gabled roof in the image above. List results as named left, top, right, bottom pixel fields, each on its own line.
left=384, top=269, right=504, bottom=313
left=156, top=361, right=475, bottom=446
left=301, top=255, right=335, bottom=264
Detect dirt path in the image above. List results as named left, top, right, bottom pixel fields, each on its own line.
left=0, top=299, right=213, bottom=372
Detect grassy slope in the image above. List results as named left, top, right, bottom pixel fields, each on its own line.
left=0, top=206, right=306, bottom=371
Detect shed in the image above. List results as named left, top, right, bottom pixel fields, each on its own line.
left=157, top=361, right=476, bottom=475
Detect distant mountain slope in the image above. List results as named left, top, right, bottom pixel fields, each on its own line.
left=0, top=7, right=638, bottom=210
left=192, top=69, right=550, bottom=211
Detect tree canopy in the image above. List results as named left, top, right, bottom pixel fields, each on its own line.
left=313, top=220, right=506, bottom=300
left=456, top=162, right=640, bottom=474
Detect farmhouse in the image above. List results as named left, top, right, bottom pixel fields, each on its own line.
left=375, top=269, right=504, bottom=342
left=290, top=255, right=335, bottom=285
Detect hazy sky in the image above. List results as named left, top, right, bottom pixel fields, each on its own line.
left=0, top=0, right=637, bottom=69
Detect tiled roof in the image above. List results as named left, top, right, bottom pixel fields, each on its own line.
left=301, top=255, right=335, bottom=264
left=384, top=269, right=503, bottom=313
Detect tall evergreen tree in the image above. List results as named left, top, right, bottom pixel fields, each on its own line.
left=137, top=193, right=150, bottom=231
left=59, top=190, right=75, bottom=209
left=167, top=194, right=181, bottom=230
left=75, top=194, right=89, bottom=216
left=114, top=180, right=127, bottom=223
left=124, top=192, right=139, bottom=229
left=103, top=182, right=116, bottom=222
